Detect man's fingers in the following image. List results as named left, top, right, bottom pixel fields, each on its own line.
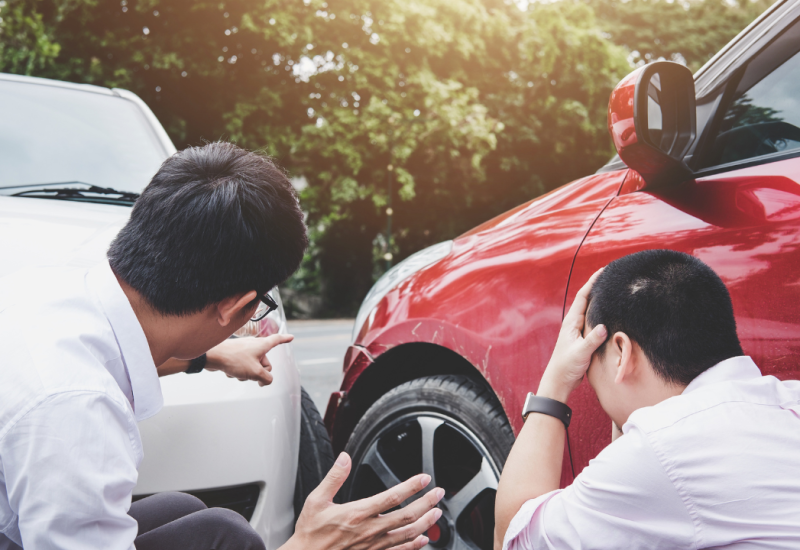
left=381, top=507, right=442, bottom=549
left=256, top=354, right=273, bottom=385
left=309, top=452, right=351, bottom=503
left=251, top=334, right=293, bottom=364
left=360, top=473, right=431, bottom=515
left=260, top=333, right=294, bottom=350
left=256, top=368, right=274, bottom=386
left=571, top=268, right=603, bottom=313
left=581, top=323, right=607, bottom=354
left=380, top=487, right=444, bottom=531
left=564, top=268, right=604, bottom=327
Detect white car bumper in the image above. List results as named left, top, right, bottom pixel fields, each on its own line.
left=135, top=326, right=301, bottom=549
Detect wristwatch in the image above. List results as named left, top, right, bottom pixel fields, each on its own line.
left=522, top=393, right=572, bottom=428
left=186, top=353, right=207, bottom=374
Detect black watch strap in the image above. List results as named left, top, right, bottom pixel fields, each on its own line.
left=522, top=393, right=572, bottom=428
left=186, top=353, right=207, bottom=374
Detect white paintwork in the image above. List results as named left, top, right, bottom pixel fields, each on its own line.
left=0, top=197, right=301, bottom=548
left=137, top=329, right=301, bottom=548
left=0, top=78, right=300, bottom=548
left=0, top=74, right=176, bottom=158
left=113, top=88, right=178, bottom=156
left=0, top=72, right=117, bottom=96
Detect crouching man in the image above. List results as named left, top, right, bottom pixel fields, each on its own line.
left=0, top=143, right=442, bottom=550
left=495, top=249, right=800, bottom=549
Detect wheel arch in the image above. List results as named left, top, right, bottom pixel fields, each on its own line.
left=330, top=342, right=510, bottom=453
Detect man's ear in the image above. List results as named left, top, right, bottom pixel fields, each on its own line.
left=216, top=290, right=258, bottom=327
left=612, top=332, right=635, bottom=385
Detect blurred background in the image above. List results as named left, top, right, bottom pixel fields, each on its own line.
left=0, top=0, right=774, bottom=319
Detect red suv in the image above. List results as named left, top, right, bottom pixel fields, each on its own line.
left=326, top=1, right=800, bottom=548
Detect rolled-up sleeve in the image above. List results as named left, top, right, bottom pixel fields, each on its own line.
left=2, top=391, right=139, bottom=550
left=503, top=426, right=697, bottom=550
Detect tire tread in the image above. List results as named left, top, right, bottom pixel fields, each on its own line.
left=380, top=375, right=514, bottom=447
left=345, top=374, right=515, bottom=491
left=294, top=388, right=335, bottom=523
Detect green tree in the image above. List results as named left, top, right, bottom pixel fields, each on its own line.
left=0, top=0, right=773, bottom=315
left=0, top=0, right=61, bottom=74
left=224, top=0, right=631, bottom=314
left=588, top=0, right=776, bottom=71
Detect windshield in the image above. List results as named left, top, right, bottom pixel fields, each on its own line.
left=0, top=79, right=168, bottom=194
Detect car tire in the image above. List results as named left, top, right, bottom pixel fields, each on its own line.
left=293, top=387, right=335, bottom=524
left=342, top=375, right=514, bottom=550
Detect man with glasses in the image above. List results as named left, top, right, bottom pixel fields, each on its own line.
left=0, top=142, right=442, bottom=550
left=156, top=291, right=283, bottom=385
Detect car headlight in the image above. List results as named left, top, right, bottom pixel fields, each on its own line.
left=352, top=240, right=453, bottom=342
left=234, top=288, right=285, bottom=338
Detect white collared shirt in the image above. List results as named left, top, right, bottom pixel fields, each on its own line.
left=504, top=356, right=800, bottom=550
left=0, top=262, right=162, bottom=550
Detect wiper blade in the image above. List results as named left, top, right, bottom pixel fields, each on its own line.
left=12, top=185, right=139, bottom=204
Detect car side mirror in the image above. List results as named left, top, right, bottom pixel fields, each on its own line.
left=608, top=61, right=696, bottom=189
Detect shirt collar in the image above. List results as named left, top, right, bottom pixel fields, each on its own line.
left=86, top=261, right=163, bottom=421
left=682, top=355, right=762, bottom=395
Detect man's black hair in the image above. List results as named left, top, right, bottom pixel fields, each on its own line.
left=108, top=142, right=308, bottom=316
left=586, top=249, right=743, bottom=386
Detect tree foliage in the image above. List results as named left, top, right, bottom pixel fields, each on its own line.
left=588, top=0, right=775, bottom=70
left=0, top=0, right=61, bottom=74
left=0, top=0, right=773, bottom=315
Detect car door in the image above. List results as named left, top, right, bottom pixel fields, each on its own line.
left=564, top=19, right=800, bottom=475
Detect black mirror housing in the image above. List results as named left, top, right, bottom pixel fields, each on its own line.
left=608, top=61, right=697, bottom=189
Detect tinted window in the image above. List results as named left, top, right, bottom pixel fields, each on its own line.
left=703, top=24, right=800, bottom=168
left=0, top=80, right=168, bottom=193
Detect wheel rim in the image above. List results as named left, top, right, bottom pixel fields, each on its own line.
left=348, top=412, right=500, bottom=550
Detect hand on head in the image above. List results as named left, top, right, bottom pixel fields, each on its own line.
left=537, top=269, right=607, bottom=403
left=289, top=452, right=444, bottom=550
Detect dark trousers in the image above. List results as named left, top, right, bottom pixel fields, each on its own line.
left=129, top=492, right=266, bottom=550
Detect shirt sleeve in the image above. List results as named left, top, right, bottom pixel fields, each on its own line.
left=2, top=391, right=139, bottom=550
left=503, top=425, right=697, bottom=550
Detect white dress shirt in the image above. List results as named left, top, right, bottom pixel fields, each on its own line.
left=0, top=262, right=162, bottom=550
left=504, top=356, right=800, bottom=550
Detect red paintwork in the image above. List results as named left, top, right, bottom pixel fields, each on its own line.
left=324, top=390, right=346, bottom=436
left=329, top=171, right=627, bottom=486
left=327, top=29, right=800, bottom=483
left=565, top=157, right=800, bottom=474
left=607, top=68, right=640, bottom=154
left=330, top=153, right=800, bottom=483
left=327, top=344, right=372, bottom=438
left=357, top=173, right=626, bottom=402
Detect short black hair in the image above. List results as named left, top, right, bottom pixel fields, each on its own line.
left=586, top=249, right=743, bottom=386
left=108, top=142, right=308, bottom=316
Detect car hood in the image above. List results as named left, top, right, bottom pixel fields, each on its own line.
left=456, top=170, right=627, bottom=242
left=0, top=195, right=130, bottom=278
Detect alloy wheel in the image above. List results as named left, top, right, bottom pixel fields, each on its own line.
left=348, top=412, right=500, bottom=550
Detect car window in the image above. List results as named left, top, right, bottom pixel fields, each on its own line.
left=701, top=22, right=800, bottom=169
left=0, top=80, right=168, bottom=194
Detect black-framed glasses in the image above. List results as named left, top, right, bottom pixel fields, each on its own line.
left=251, top=291, right=278, bottom=322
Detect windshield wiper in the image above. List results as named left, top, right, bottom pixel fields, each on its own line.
left=11, top=184, right=139, bottom=205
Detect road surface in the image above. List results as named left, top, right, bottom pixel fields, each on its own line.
left=286, top=319, right=354, bottom=412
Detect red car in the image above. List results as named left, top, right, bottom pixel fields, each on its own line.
left=326, top=1, right=800, bottom=548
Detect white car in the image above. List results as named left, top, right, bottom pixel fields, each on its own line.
left=0, top=73, right=333, bottom=548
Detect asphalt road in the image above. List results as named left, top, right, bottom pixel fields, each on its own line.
left=286, top=319, right=354, bottom=413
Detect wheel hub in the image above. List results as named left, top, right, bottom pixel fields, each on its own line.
left=427, top=515, right=451, bottom=547
left=348, top=412, right=500, bottom=550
